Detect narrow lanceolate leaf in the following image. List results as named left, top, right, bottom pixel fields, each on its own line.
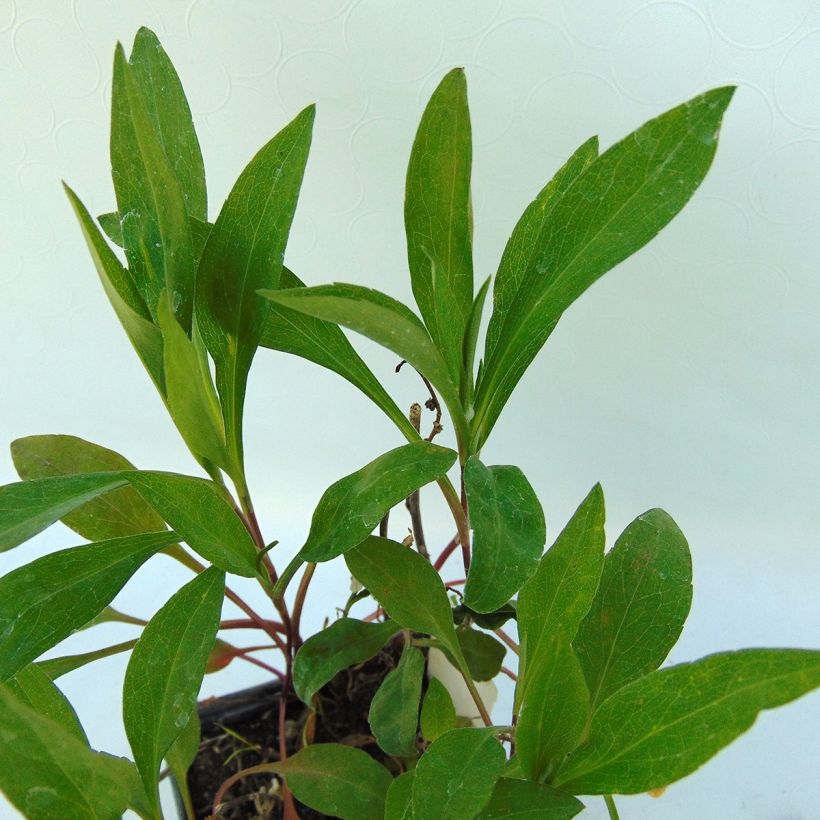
left=0, top=472, right=129, bottom=552
left=346, top=537, right=465, bottom=666
left=421, top=677, right=456, bottom=742
left=0, top=530, right=176, bottom=681
left=555, top=649, right=820, bottom=795
left=259, top=284, right=468, bottom=444
left=515, top=635, right=589, bottom=782
left=124, top=567, right=225, bottom=814
left=38, top=639, right=138, bottom=681
left=463, top=457, right=546, bottom=613
left=0, top=687, right=137, bottom=820
left=277, top=743, right=392, bottom=820
left=517, top=484, right=605, bottom=699
left=157, top=297, right=229, bottom=469
left=165, top=709, right=200, bottom=820
left=196, top=106, right=314, bottom=466
left=11, top=434, right=167, bottom=542
left=293, top=617, right=401, bottom=703
left=128, top=27, right=207, bottom=221
left=412, top=728, right=505, bottom=820
left=7, top=664, right=87, bottom=743
left=475, top=88, right=735, bottom=448
left=405, top=68, right=474, bottom=387
left=125, top=471, right=258, bottom=576
left=462, top=276, right=490, bottom=410
left=385, top=770, right=415, bottom=820
left=300, top=441, right=457, bottom=562
left=64, top=186, right=165, bottom=392
left=260, top=267, right=418, bottom=442
left=574, top=508, right=692, bottom=709
left=111, top=43, right=195, bottom=329
left=475, top=778, right=584, bottom=819
left=369, top=644, right=425, bottom=756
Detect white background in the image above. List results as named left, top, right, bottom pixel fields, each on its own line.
left=2, top=1, right=820, bottom=818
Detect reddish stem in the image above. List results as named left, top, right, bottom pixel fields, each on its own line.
left=220, top=618, right=287, bottom=634
left=433, top=535, right=460, bottom=571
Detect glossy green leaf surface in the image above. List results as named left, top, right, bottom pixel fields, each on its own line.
left=260, top=267, right=417, bottom=441
left=574, top=508, right=692, bottom=709
left=277, top=743, right=391, bottom=820
left=300, top=441, right=457, bottom=562
left=405, top=68, right=473, bottom=385
left=38, top=639, right=138, bottom=681
left=157, top=297, right=228, bottom=469
left=384, top=770, right=415, bottom=820
left=515, top=634, right=589, bottom=781
left=475, top=778, right=584, bottom=819
left=258, top=284, right=467, bottom=443
left=11, top=434, right=167, bottom=542
left=412, top=728, right=505, bottom=820
left=128, top=27, right=207, bottom=222
left=346, top=537, right=465, bottom=667
left=420, top=676, right=456, bottom=742
left=555, top=649, right=820, bottom=794
left=111, top=42, right=195, bottom=329
left=7, top=664, right=87, bottom=744
left=0, top=687, right=138, bottom=820
left=125, top=471, right=258, bottom=576
left=462, top=276, right=490, bottom=409
left=64, top=186, right=166, bottom=393
left=517, top=484, right=604, bottom=702
left=456, top=626, right=506, bottom=682
left=0, top=530, right=175, bottom=681
left=196, top=106, right=314, bottom=465
left=293, top=617, right=400, bottom=703
left=369, top=644, right=425, bottom=756
left=0, top=471, right=137, bottom=553
left=123, top=567, right=224, bottom=814
left=475, top=88, right=735, bottom=447
left=463, top=457, right=545, bottom=613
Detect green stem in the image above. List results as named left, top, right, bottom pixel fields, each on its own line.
left=460, top=668, right=493, bottom=727
left=604, top=795, right=621, bottom=820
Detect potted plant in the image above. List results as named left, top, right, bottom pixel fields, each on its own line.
left=0, top=26, right=818, bottom=820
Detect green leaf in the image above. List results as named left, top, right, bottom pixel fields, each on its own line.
left=384, top=770, right=415, bottom=820
left=111, top=42, right=195, bottom=329
left=125, top=471, right=259, bottom=576
left=515, top=635, right=589, bottom=782
left=64, top=185, right=166, bottom=393
left=38, top=639, right=138, bottom=681
left=369, top=644, right=425, bottom=756
left=457, top=626, right=506, bottom=682
left=7, top=664, right=87, bottom=744
left=462, top=276, right=490, bottom=410
left=574, top=508, right=692, bottom=709
left=0, top=686, right=139, bottom=820
left=128, top=27, right=207, bottom=222
left=475, top=778, right=584, bottom=819
left=98, top=210, right=123, bottom=246
left=475, top=88, right=735, bottom=447
left=165, top=709, right=200, bottom=820
left=258, top=284, right=468, bottom=445
left=260, top=267, right=418, bottom=441
left=81, top=605, right=146, bottom=631
left=11, top=434, right=167, bottom=542
left=0, top=530, right=176, bottom=681
left=300, top=441, right=457, bottom=562
left=123, top=566, right=224, bottom=814
left=196, top=105, right=314, bottom=466
left=346, top=537, right=465, bottom=667
left=517, top=484, right=605, bottom=701
left=453, top=601, right=516, bottom=631
left=463, top=457, right=545, bottom=613
left=277, top=743, right=392, bottom=820
left=420, top=677, right=456, bottom=742
left=412, top=728, right=505, bottom=820
left=157, top=296, right=229, bottom=469
left=405, top=68, right=474, bottom=386
left=554, top=648, right=820, bottom=795
left=293, top=617, right=401, bottom=703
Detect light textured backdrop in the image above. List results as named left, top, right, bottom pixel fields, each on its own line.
left=1, top=1, right=819, bottom=818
